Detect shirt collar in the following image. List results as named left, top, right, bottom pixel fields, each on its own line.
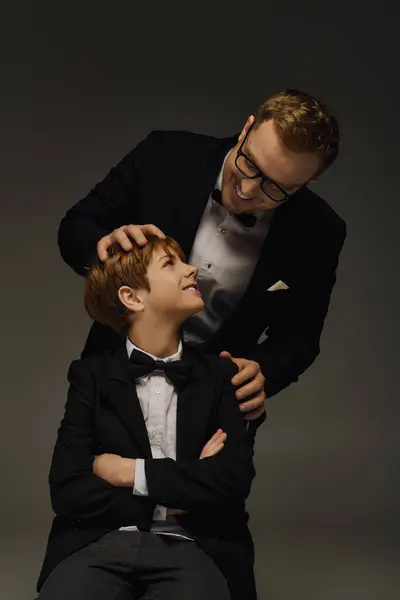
left=126, top=337, right=183, bottom=363
left=214, top=151, right=229, bottom=192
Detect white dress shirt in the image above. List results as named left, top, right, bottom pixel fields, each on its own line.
left=119, top=338, right=192, bottom=540
left=183, top=151, right=273, bottom=345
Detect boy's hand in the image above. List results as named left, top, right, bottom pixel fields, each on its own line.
left=166, top=508, right=187, bottom=516
left=167, top=430, right=227, bottom=516
left=93, top=453, right=136, bottom=487
left=219, top=351, right=266, bottom=420
left=94, top=430, right=226, bottom=513
left=199, top=429, right=227, bottom=459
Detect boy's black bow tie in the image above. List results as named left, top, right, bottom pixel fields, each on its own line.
left=129, top=349, right=193, bottom=390
left=211, top=189, right=257, bottom=228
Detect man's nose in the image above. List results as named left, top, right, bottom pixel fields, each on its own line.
left=241, top=177, right=260, bottom=197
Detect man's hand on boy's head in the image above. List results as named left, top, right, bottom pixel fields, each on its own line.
left=219, top=351, right=266, bottom=421
left=97, top=223, right=166, bottom=261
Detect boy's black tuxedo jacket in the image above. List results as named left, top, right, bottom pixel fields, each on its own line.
left=37, top=345, right=264, bottom=598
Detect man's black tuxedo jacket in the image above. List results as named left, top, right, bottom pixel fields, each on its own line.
left=37, top=345, right=262, bottom=598
left=58, top=130, right=346, bottom=397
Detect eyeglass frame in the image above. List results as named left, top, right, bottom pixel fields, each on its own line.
left=235, top=123, right=308, bottom=203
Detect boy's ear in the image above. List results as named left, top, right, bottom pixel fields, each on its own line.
left=118, top=286, right=145, bottom=314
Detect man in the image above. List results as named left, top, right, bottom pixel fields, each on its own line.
left=58, top=89, right=346, bottom=418
left=37, top=236, right=261, bottom=599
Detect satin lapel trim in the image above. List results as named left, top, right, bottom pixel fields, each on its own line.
left=172, top=136, right=238, bottom=257
left=107, top=350, right=152, bottom=458
left=176, top=351, right=215, bottom=459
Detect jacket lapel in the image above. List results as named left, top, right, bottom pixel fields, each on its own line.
left=107, top=345, right=214, bottom=460
left=245, top=190, right=311, bottom=295
left=224, top=194, right=303, bottom=313
left=107, top=347, right=152, bottom=458
left=172, top=132, right=300, bottom=302
left=171, top=135, right=238, bottom=258
left=176, top=347, right=216, bottom=459
left=245, top=200, right=291, bottom=293
left=207, top=196, right=305, bottom=351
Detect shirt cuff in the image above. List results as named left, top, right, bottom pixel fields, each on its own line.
left=133, top=458, right=148, bottom=496
left=153, top=504, right=167, bottom=521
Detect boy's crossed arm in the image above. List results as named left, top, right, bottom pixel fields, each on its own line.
left=94, top=429, right=228, bottom=515
left=93, top=367, right=256, bottom=511
left=50, top=360, right=256, bottom=526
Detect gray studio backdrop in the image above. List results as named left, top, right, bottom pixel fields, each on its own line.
left=1, top=2, right=398, bottom=599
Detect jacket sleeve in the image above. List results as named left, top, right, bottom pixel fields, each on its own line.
left=49, top=360, right=153, bottom=527
left=57, top=132, right=159, bottom=276
left=144, top=362, right=256, bottom=510
left=248, top=220, right=346, bottom=397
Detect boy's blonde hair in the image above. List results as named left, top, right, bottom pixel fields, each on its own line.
left=84, top=235, right=185, bottom=332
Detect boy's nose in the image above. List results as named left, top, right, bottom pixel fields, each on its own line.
left=186, top=263, right=198, bottom=279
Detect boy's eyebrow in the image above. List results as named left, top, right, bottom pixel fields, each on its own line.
left=157, top=254, right=170, bottom=263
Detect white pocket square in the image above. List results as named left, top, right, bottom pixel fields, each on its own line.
left=267, top=280, right=289, bottom=292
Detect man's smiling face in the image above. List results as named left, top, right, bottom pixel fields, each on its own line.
left=221, top=117, right=321, bottom=214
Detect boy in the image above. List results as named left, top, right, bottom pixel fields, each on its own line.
left=37, top=235, right=264, bottom=599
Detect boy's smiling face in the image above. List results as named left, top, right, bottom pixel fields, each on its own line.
left=118, top=245, right=204, bottom=324
left=146, top=246, right=204, bottom=318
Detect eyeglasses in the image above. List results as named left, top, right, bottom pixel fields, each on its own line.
left=235, top=124, right=298, bottom=203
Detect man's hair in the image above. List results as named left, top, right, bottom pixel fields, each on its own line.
left=84, top=235, right=185, bottom=332
left=254, top=89, right=339, bottom=176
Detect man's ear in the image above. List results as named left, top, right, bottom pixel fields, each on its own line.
left=238, top=115, right=255, bottom=143
left=118, top=286, right=145, bottom=314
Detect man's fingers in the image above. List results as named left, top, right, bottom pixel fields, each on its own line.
left=239, top=390, right=266, bottom=413
left=127, top=223, right=165, bottom=245
left=122, top=224, right=148, bottom=246
left=139, top=224, right=166, bottom=239
left=244, top=405, right=266, bottom=421
left=97, top=223, right=165, bottom=262
left=232, top=364, right=259, bottom=386
left=97, top=228, right=134, bottom=260
left=97, top=237, right=112, bottom=261
left=114, top=229, right=135, bottom=250
left=236, top=373, right=265, bottom=400
left=219, top=351, right=233, bottom=360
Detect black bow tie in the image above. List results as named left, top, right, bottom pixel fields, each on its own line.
left=211, top=189, right=257, bottom=228
left=129, top=349, right=193, bottom=390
